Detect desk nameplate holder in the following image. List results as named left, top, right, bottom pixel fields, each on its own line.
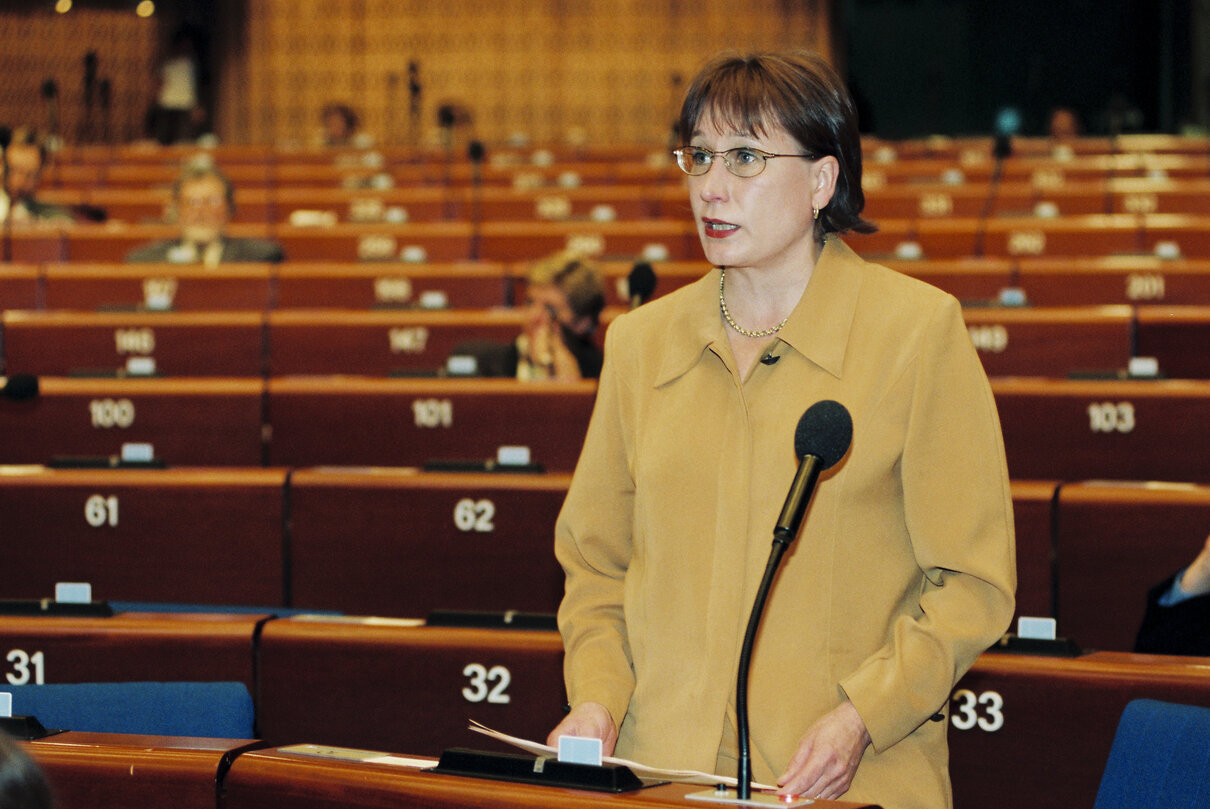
left=429, top=747, right=664, bottom=793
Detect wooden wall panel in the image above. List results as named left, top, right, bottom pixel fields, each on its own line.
left=218, top=0, right=831, bottom=146
left=0, top=8, right=160, bottom=145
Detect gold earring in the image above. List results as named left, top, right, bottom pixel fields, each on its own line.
left=812, top=206, right=820, bottom=221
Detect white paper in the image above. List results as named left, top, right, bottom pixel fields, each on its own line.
left=467, top=720, right=777, bottom=790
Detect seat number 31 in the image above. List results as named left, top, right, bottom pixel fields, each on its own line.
left=950, top=688, right=1004, bottom=732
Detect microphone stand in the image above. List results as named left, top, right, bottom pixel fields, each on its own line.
left=1, top=127, right=12, bottom=264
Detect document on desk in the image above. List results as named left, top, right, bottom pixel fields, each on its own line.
left=468, top=720, right=776, bottom=790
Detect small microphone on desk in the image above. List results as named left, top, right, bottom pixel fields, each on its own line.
left=626, top=261, right=656, bottom=309
left=1, top=375, right=40, bottom=401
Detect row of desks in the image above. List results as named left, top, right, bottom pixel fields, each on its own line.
left=39, top=148, right=1210, bottom=191
left=4, top=303, right=1210, bottom=380
left=1, top=465, right=1206, bottom=653
left=7, top=256, right=1210, bottom=312
left=1, top=375, right=1209, bottom=481
left=35, top=177, right=1210, bottom=228
left=9, top=612, right=1210, bottom=809
left=11, top=215, right=1210, bottom=263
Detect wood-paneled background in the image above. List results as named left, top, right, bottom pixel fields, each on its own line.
left=2, top=0, right=831, bottom=148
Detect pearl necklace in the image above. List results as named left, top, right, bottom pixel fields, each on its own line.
left=718, top=268, right=790, bottom=338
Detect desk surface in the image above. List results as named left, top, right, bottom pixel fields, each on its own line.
left=25, top=731, right=262, bottom=809
left=223, top=745, right=880, bottom=809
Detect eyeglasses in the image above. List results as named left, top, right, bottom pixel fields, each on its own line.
left=672, top=146, right=818, bottom=178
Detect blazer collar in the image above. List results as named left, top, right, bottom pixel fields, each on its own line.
left=654, top=237, right=863, bottom=386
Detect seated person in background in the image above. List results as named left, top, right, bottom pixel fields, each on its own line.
left=320, top=103, right=370, bottom=148
left=0, top=733, right=54, bottom=809
left=1, top=129, right=74, bottom=224
left=125, top=164, right=283, bottom=264
left=1134, top=532, right=1210, bottom=656
left=450, top=252, right=605, bottom=380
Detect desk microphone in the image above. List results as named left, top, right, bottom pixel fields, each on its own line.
left=735, top=400, right=852, bottom=801
left=627, top=261, right=656, bottom=309
left=1, top=374, right=40, bottom=401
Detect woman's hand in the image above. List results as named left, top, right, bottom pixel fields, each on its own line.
left=545, top=701, right=618, bottom=756
left=776, top=700, right=871, bottom=800
left=1179, top=533, right=1210, bottom=597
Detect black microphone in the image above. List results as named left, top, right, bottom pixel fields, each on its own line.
left=1, top=375, right=40, bottom=401
left=467, top=140, right=485, bottom=260
left=774, top=400, right=853, bottom=543
left=627, top=261, right=657, bottom=309
left=734, top=400, right=852, bottom=801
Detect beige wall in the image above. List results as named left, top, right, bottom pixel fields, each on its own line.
left=217, top=0, right=832, bottom=147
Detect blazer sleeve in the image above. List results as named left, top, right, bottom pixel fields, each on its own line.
left=841, top=294, right=1017, bottom=751
left=553, top=319, right=638, bottom=727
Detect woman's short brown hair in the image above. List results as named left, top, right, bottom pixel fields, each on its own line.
left=677, top=50, right=876, bottom=237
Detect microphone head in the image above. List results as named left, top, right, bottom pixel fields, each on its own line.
left=2, top=374, right=40, bottom=401
left=794, top=400, right=852, bottom=470
left=627, top=262, right=657, bottom=303
left=0, top=126, right=11, bottom=150
left=467, top=140, right=485, bottom=163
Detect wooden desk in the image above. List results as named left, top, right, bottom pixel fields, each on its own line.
left=288, top=469, right=570, bottom=616
left=1013, top=256, right=1210, bottom=306
left=256, top=619, right=567, bottom=756
left=0, top=612, right=269, bottom=691
left=963, top=305, right=1134, bottom=378
left=477, top=220, right=699, bottom=263
left=0, top=263, right=40, bottom=312
left=274, top=262, right=511, bottom=309
left=266, top=310, right=524, bottom=376
left=63, top=223, right=276, bottom=262
left=25, top=732, right=261, bottom=809
left=3, top=311, right=266, bottom=377
left=881, top=257, right=1016, bottom=303
left=949, top=651, right=1210, bottom=809
left=7, top=230, right=65, bottom=263
left=0, top=466, right=286, bottom=604
left=1142, top=214, right=1210, bottom=258
left=1052, top=480, right=1210, bottom=652
left=271, top=222, right=473, bottom=262
left=43, top=262, right=275, bottom=312
left=223, top=746, right=880, bottom=809
left=1011, top=480, right=1060, bottom=620
left=990, top=377, right=1210, bottom=482
left=1135, top=305, right=1210, bottom=379
left=271, top=186, right=450, bottom=224
left=0, top=377, right=266, bottom=466
left=265, top=377, right=594, bottom=471
left=973, top=215, right=1144, bottom=258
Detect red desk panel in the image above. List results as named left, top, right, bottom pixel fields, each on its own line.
left=266, top=310, right=524, bottom=376
left=256, top=619, right=567, bottom=756
left=288, top=469, right=569, bottom=616
left=274, top=262, right=511, bottom=310
left=26, top=732, right=261, bottom=809
left=3, top=311, right=266, bottom=377
left=978, top=215, right=1144, bottom=258
left=0, top=377, right=266, bottom=466
left=265, top=377, right=594, bottom=472
left=0, top=264, right=41, bottom=312
left=271, top=187, right=450, bottom=224
left=881, top=257, right=1016, bottom=304
left=0, top=612, right=269, bottom=691
left=991, top=378, right=1210, bottom=482
left=1014, top=256, right=1210, bottom=306
left=1052, top=480, right=1210, bottom=652
left=43, top=262, right=275, bottom=312
left=272, top=222, right=473, bottom=262
left=1011, top=480, right=1059, bottom=620
left=949, top=651, right=1210, bottom=809
left=0, top=466, right=286, bottom=604
left=63, top=223, right=275, bottom=262
left=477, top=220, right=699, bottom=263
left=962, top=305, right=1134, bottom=378
left=1134, top=305, right=1210, bottom=379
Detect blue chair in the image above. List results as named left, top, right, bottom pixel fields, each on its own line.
left=1, top=682, right=255, bottom=739
left=1094, top=698, right=1210, bottom=808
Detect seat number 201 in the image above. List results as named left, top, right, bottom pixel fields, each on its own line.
left=950, top=688, right=1004, bottom=732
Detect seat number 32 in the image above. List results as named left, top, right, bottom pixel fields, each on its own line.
left=950, top=688, right=1004, bottom=732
